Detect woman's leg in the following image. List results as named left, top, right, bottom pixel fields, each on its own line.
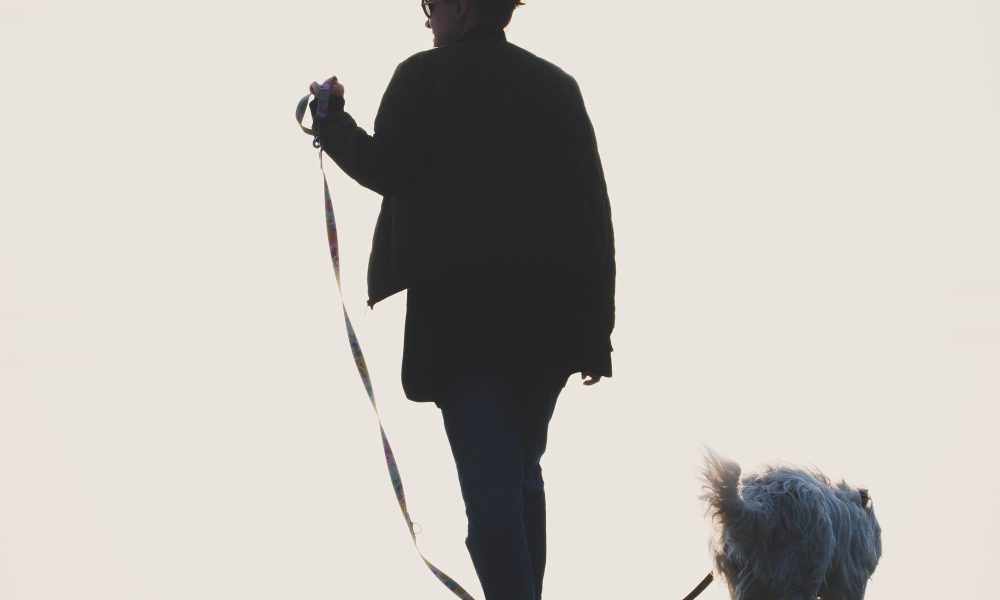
left=436, top=372, right=565, bottom=600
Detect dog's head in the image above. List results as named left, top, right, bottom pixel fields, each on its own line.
left=833, top=480, right=883, bottom=576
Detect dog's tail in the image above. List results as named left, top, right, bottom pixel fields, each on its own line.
left=700, top=448, right=745, bottom=524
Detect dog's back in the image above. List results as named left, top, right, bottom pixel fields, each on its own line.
left=701, top=450, right=882, bottom=600
left=701, top=451, right=839, bottom=600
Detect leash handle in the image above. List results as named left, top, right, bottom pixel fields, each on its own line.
left=295, top=95, right=318, bottom=138
left=297, top=95, right=478, bottom=600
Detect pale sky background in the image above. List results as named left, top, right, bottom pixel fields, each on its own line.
left=2, top=1, right=998, bottom=598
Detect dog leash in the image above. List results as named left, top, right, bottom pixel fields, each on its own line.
left=296, top=94, right=478, bottom=600
left=681, top=572, right=714, bottom=600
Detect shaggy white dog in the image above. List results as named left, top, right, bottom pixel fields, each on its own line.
left=700, top=450, right=882, bottom=600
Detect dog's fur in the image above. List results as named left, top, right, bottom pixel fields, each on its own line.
left=701, top=450, right=882, bottom=600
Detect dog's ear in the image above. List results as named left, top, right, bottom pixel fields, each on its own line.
left=859, top=488, right=870, bottom=507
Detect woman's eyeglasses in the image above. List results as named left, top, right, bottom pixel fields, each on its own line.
left=421, top=0, right=436, bottom=18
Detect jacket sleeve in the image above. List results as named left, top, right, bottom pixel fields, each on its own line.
left=315, top=56, right=433, bottom=196
left=573, top=78, right=616, bottom=342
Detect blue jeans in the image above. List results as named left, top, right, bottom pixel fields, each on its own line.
left=435, top=371, right=568, bottom=600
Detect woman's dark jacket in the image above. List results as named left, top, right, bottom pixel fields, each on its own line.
left=314, top=28, right=615, bottom=402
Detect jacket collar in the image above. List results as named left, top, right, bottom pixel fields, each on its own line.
left=459, top=26, right=506, bottom=43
